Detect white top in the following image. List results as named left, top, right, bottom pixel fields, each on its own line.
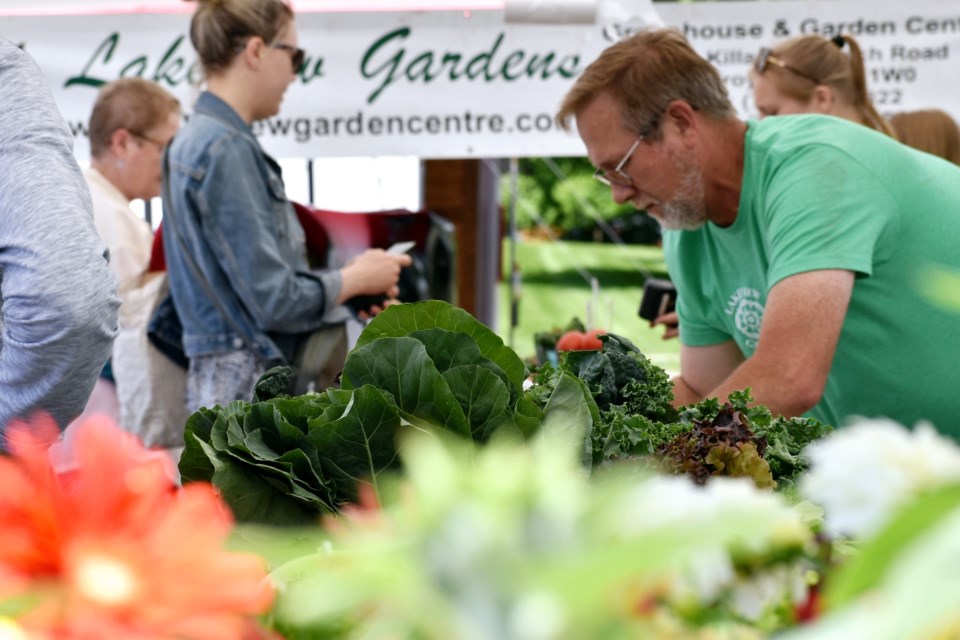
left=84, top=166, right=153, bottom=298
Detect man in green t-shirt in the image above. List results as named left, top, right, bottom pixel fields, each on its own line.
left=556, top=29, right=960, bottom=438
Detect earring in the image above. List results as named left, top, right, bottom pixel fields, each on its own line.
left=116, top=159, right=125, bottom=169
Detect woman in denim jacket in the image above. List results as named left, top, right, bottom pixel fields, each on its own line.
left=166, top=0, right=410, bottom=409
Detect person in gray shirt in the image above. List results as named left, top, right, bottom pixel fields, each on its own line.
left=0, top=39, right=119, bottom=439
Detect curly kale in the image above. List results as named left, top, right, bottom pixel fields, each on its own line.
left=561, top=334, right=678, bottom=416
left=526, top=333, right=681, bottom=466
left=592, top=406, right=689, bottom=466
left=525, top=339, right=832, bottom=488
left=252, top=365, right=294, bottom=402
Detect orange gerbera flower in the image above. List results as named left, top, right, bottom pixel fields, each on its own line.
left=0, top=414, right=274, bottom=639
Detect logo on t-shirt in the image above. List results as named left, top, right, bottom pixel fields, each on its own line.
left=725, top=287, right=764, bottom=349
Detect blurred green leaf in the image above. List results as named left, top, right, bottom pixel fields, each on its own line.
left=824, top=483, right=960, bottom=609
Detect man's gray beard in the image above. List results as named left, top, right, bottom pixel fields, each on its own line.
left=657, top=158, right=708, bottom=231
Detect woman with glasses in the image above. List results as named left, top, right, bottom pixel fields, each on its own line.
left=750, top=34, right=894, bottom=137
left=164, top=0, right=410, bottom=410
left=68, top=79, right=181, bottom=427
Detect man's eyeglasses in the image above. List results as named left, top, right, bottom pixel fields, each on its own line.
left=594, top=133, right=644, bottom=188
left=754, top=48, right=821, bottom=85
left=132, top=132, right=169, bottom=152
left=271, top=42, right=305, bottom=73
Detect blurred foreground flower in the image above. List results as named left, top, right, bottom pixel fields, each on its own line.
left=269, top=430, right=815, bottom=639
left=782, top=484, right=960, bottom=640
left=800, top=419, right=960, bottom=539
left=0, top=415, right=274, bottom=639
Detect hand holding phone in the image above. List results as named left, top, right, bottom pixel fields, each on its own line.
left=638, top=278, right=677, bottom=322
left=387, top=240, right=416, bottom=255
left=344, top=242, right=415, bottom=315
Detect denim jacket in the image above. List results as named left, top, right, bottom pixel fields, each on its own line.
left=163, top=91, right=349, bottom=364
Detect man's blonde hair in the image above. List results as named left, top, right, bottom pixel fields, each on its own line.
left=557, top=29, right=736, bottom=137
left=88, top=78, right=180, bottom=158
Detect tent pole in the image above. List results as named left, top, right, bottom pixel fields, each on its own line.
left=508, top=157, right=520, bottom=350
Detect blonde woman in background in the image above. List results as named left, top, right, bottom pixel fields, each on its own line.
left=750, top=33, right=895, bottom=136
left=890, top=109, right=960, bottom=164
left=164, top=0, right=410, bottom=410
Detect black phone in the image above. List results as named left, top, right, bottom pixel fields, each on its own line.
left=638, top=278, right=677, bottom=322
left=344, top=241, right=417, bottom=315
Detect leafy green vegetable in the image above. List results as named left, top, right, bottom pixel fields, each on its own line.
left=180, top=301, right=564, bottom=525
left=442, top=365, right=513, bottom=442
left=180, top=383, right=408, bottom=525
left=306, top=386, right=403, bottom=503
left=354, top=300, right=526, bottom=395
left=341, top=336, right=471, bottom=437
left=657, top=404, right=775, bottom=488
left=524, top=335, right=831, bottom=489
left=538, top=371, right=598, bottom=467
left=682, top=390, right=832, bottom=488
left=252, top=365, right=294, bottom=402
left=525, top=332, right=681, bottom=467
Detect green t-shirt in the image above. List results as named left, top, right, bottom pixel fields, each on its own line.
left=663, top=114, right=960, bottom=437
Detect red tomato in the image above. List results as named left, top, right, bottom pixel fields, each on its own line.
left=556, top=329, right=605, bottom=351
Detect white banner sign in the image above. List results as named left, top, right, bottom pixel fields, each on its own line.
left=660, top=1, right=960, bottom=122
left=3, top=0, right=959, bottom=160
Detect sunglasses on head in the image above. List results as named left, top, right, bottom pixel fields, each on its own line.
left=754, top=48, right=821, bottom=85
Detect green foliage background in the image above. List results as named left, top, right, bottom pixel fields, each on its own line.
left=500, top=158, right=640, bottom=233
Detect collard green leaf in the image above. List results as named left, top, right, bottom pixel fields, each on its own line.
left=244, top=430, right=329, bottom=497
left=179, top=408, right=219, bottom=483
left=409, top=327, right=516, bottom=405
left=190, top=433, right=321, bottom=527
left=514, top=397, right=545, bottom=439
left=355, top=301, right=526, bottom=396
left=238, top=428, right=284, bottom=462
left=243, top=404, right=315, bottom=460
left=179, top=430, right=216, bottom=484
left=307, top=385, right=403, bottom=503
left=341, top=336, right=471, bottom=438
left=215, top=471, right=323, bottom=528
left=442, top=365, right=513, bottom=442
left=231, top=447, right=337, bottom=506
left=407, top=328, right=485, bottom=373
left=181, top=395, right=341, bottom=523
left=539, top=371, right=596, bottom=467
left=267, top=395, right=334, bottom=433
left=208, top=400, right=249, bottom=451
left=183, top=406, right=218, bottom=444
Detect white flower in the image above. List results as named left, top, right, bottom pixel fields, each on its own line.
left=616, top=476, right=810, bottom=552
left=610, top=476, right=811, bottom=611
left=800, top=419, right=960, bottom=539
left=780, top=506, right=960, bottom=640
left=729, top=564, right=808, bottom=621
